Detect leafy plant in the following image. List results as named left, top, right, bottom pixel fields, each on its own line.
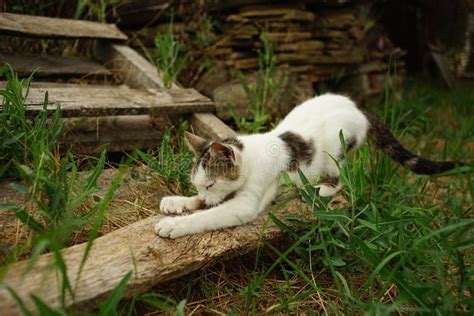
left=154, top=18, right=186, bottom=88
left=133, top=122, right=194, bottom=195
left=0, top=64, right=64, bottom=179
left=232, top=33, right=284, bottom=133
left=74, top=0, right=119, bottom=23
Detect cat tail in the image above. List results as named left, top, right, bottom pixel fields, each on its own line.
left=365, top=113, right=466, bottom=175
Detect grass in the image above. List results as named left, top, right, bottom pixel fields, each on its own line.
left=232, top=33, right=284, bottom=133
left=125, top=78, right=473, bottom=315
left=0, top=67, right=133, bottom=313
left=154, top=17, right=186, bottom=89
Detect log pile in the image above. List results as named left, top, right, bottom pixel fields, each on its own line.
left=118, top=1, right=405, bottom=106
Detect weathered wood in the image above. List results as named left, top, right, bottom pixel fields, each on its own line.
left=0, top=198, right=310, bottom=315
left=94, top=42, right=171, bottom=90
left=0, top=13, right=127, bottom=40
left=18, top=85, right=213, bottom=117
left=190, top=113, right=236, bottom=140
left=0, top=53, right=112, bottom=78
left=63, top=115, right=166, bottom=153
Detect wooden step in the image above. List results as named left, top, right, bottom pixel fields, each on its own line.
left=17, top=83, right=214, bottom=117
left=0, top=13, right=127, bottom=40
left=0, top=53, right=112, bottom=78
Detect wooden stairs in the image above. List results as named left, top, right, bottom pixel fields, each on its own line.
left=0, top=12, right=232, bottom=153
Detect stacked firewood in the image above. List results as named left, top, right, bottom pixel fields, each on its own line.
left=117, top=1, right=404, bottom=102
left=217, top=5, right=364, bottom=81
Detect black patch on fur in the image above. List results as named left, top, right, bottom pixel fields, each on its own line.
left=279, top=132, right=315, bottom=171
left=222, top=137, right=244, bottom=150
left=193, top=143, right=212, bottom=175
left=365, top=112, right=462, bottom=174
left=320, top=174, right=340, bottom=187
left=338, top=137, right=357, bottom=160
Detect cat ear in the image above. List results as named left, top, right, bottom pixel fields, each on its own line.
left=184, top=131, right=207, bottom=155
left=210, top=143, right=235, bottom=162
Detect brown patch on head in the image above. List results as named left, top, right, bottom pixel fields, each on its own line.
left=320, top=174, right=340, bottom=187
left=279, top=132, right=315, bottom=171
left=199, top=142, right=240, bottom=180
left=222, top=137, right=244, bottom=151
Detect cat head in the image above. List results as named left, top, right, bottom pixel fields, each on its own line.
left=184, top=132, right=246, bottom=206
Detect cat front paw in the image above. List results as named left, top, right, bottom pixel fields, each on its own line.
left=154, top=216, right=190, bottom=239
left=160, top=196, right=199, bottom=214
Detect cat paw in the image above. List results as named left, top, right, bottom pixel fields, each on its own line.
left=154, top=216, right=189, bottom=239
left=318, top=184, right=342, bottom=197
left=160, top=196, right=195, bottom=214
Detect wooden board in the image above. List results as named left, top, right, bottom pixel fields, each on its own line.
left=17, top=84, right=214, bottom=117
left=63, top=115, right=166, bottom=153
left=0, top=53, right=112, bottom=78
left=0, top=13, right=127, bottom=40
left=0, top=198, right=310, bottom=315
left=190, top=113, right=236, bottom=140
left=95, top=42, right=175, bottom=90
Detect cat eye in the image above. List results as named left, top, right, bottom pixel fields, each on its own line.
left=205, top=181, right=216, bottom=190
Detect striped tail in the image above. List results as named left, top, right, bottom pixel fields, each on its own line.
left=366, top=113, right=463, bottom=175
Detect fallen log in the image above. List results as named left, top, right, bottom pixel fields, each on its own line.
left=0, top=199, right=310, bottom=314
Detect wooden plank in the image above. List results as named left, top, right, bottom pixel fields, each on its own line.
left=62, top=115, right=166, bottom=153
left=190, top=113, right=236, bottom=140
left=0, top=53, right=112, bottom=78
left=0, top=198, right=309, bottom=315
left=94, top=42, right=171, bottom=90
left=0, top=13, right=127, bottom=40
left=17, top=85, right=214, bottom=117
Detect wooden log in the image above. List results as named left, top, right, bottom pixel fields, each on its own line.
left=0, top=13, right=127, bottom=40
left=0, top=198, right=310, bottom=315
left=190, top=113, right=236, bottom=140
left=227, top=9, right=316, bottom=23
left=94, top=42, right=170, bottom=90
left=0, top=53, right=112, bottom=78
left=275, top=40, right=325, bottom=52
left=317, top=12, right=357, bottom=29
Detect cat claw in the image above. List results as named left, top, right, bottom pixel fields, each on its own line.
left=159, top=196, right=188, bottom=214
left=154, top=216, right=188, bottom=239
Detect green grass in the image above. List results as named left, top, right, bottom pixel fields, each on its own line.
left=131, top=78, right=473, bottom=315
left=154, top=17, right=186, bottom=89
left=232, top=32, right=284, bottom=133
left=132, top=121, right=195, bottom=196
left=0, top=67, right=132, bottom=314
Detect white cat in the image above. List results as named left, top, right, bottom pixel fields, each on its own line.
left=155, top=93, right=460, bottom=238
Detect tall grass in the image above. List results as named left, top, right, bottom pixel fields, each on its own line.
left=0, top=64, right=64, bottom=179
left=133, top=122, right=195, bottom=196
left=0, top=66, right=132, bottom=314
left=232, top=33, right=284, bottom=133
left=244, top=79, right=474, bottom=314
left=154, top=18, right=185, bottom=89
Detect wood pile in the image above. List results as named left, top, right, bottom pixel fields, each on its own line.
left=118, top=1, right=405, bottom=108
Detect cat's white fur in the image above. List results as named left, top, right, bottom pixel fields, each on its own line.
left=155, top=94, right=369, bottom=238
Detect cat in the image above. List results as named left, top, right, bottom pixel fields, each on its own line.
left=155, top=93, right=462, bottom=238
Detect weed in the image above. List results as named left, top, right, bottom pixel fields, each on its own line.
left=0, top=67, right=131, bottom=314
left=74, top=0, right=119, bottom=23
left=0, top=64, right=64, bottom=179
left=154, top=17, right=186, bottom=88
left=232, top=33, right=284, bottom=133
left=253, top=79, right=474, bottom=314
left=133, top=122, right=194, bottom=195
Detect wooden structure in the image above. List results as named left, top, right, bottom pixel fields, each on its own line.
left=119, top=1, right=405, bottom=119
left=0, top=12, right=318, bottom=315
left=0, top=12, right=214, bottom=153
